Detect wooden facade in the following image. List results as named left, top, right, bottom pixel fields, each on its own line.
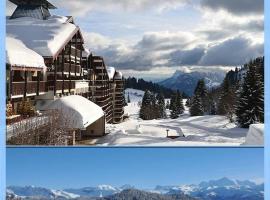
left=113, top=72, right=125, bottom=123
left=6, top=0, right=125, bottom=128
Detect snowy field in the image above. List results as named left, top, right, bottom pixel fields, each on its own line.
left=96, top=89, right=251, bottom=146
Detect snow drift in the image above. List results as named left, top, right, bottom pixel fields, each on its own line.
left=244, top=124, right=264, bottom=145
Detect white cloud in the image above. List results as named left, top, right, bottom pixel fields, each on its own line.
left=50, top=0, right=188, bottom=17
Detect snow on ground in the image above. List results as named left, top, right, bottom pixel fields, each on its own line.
left=243, top=124, right=264, bottom=146
left=96, top=88, right=250, bottom=146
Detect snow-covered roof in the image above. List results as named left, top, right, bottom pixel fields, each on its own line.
left=107, top=67, right=116, bottom=80
left=45, top=95, right=104, bottom=129
left=6, top=15, right=79, bottom=58
left=6, top=36, right=46, bottom=70
left=115, top=71, right=123, bottom=80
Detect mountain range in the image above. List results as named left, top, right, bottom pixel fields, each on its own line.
left=158, top=70, right=225, bottom=96
left=7, top=177, right=263, bottom=200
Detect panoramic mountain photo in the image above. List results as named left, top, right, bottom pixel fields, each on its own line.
left=6, top=0, right=264, bottom=146
left=7, top=148, right=264, bottom=200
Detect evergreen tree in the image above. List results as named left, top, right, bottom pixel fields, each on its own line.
left=149, top=92, right=158, bottom=119
left=175, top=90, right=184, bottom=115
left=217, top=75, right=235, bottom=116
left=139, top=90, right=152, bottom=120
left=193, top=79, right=208, bottom=113
left=236, top=60, right=264, bottom=127
left=169, top=92, right=177, bottom=110
left=190, top=94, right=204, bottom=116
left=170, top=101, right=179, bottom=119
left=156, top=93, right=166, bottom=118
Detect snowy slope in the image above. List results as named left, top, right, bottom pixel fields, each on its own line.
left=97, top=89, right=248, bottom=146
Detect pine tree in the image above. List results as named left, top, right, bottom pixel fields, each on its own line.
left=170, top=101, right=179, bottom=119
left=175, top=90, right=184, bottom=115
left=169, top=92, right=177, bottom=110
left=193, top=79, right=208, bottom=113
left=139, top=90, right=155, bottom=120
left=156, top=93, right=166, bottom=118
left=217, top=75, right=235, bottom=116
left=236, top=60, right=264, bottom=127
left=190, top=94, right=204, bottom=116
left=149, top=92, right=158, bottom=119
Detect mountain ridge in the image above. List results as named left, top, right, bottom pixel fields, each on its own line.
left=158, top=70, right=225, bottom=96
left=7, top=178, right=263, bottom=200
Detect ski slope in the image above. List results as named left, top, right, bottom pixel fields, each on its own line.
left=97, top=89, right=249, bottom=146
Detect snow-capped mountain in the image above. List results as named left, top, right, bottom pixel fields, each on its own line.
left=64, top=184, right=121, bottom=198
left=153, top=177, right=264, bottom=200
left=6, top=185, right=79, bottom=199
left=7, top=178, right=264, bottom=200
left=159, top=70, right=225, bottom=96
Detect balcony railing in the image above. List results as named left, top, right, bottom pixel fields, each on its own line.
left=47, top=80, right=75, bottom=91
left=11, top=81, right=47, bottom=97
left=53, top=63, right=81, bottom=74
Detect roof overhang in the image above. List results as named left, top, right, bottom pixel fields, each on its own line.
left=9, top=0, right=57, bottom=9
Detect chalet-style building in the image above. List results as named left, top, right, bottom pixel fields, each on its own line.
left=6, top=0, right=125, bottom=142
left=6, top=36, right=47, bottom=113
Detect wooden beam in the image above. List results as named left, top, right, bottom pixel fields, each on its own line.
left=75, top=33, right=78, bottom=77
left=24, top=70, right=27, bottom=98
left=37, top=71, right=40, bottom=96
left=54, top=59, right=57, bottom=96
left=62, top=49, right=65, bottom=94
left=69, top=42, right=72, bottom=93
left=9, top=69, right=13, bottom=100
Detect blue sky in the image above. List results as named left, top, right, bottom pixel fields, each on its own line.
left=6, top=0, right=264, bottom=80
left=7, top=148, right=263, bottom=189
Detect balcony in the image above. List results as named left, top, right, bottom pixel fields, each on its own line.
left=51, top=63, right=81, bottom=75
left=75, top=81, right=89, bottom=94
left=47, top=80, right=75, bottom=92
left=11, top=81, right=47, bottom=97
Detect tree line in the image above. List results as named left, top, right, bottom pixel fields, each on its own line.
left=187, top=57, right=264, bottom=128
left=125, top=77, right=188, bottom=98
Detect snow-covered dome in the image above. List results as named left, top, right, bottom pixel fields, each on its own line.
left=45, top=95, right=104, bottom=129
